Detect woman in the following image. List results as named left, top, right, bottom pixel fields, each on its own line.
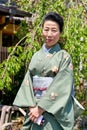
left=13, top=12, right=74, bottom=130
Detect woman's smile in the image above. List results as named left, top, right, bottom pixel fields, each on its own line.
left=46, top=39, right=53, bottom=43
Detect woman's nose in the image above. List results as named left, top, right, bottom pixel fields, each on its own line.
left=47, top=30, right=52, bottom=36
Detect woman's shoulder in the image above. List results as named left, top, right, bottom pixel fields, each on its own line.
left=32, top=47, right=45, bottom=57
left=57, top=49, right=72, bottom=61
left=32, top=50, right=40, bottom=57
left=58, top=49, right=70, bottom=56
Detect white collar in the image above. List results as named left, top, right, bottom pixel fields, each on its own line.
left=43, top=43, right=51, bottom=53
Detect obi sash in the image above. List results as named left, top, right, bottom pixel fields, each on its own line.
left=33, top=76, right=53, bottom=98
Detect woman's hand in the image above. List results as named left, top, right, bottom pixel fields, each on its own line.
left=28, top=106, right=44, bottom=123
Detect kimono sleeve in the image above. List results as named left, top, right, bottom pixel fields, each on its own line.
left=13, top=70, right=36, bottom=107
left=38, top=51, right=74, bottom=115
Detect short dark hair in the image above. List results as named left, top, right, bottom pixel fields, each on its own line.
left=42, top=12, right=64, bottom=33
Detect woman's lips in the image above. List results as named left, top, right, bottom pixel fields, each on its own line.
left=46, top=39, right=53, bottom=42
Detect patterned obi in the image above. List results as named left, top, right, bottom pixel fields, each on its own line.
left=33, top=75, right=53, bottom=98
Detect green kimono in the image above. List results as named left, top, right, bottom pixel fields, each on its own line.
left=13, top=44, right=74, bottom=130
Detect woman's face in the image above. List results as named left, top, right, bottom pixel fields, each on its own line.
left=42, top=20, right=61, bottom=48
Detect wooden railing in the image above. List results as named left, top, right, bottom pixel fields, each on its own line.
left=0, top=105, right=26, bottom=129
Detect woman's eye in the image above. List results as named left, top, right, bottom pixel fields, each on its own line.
left=52, top=30, right=57, bottom=32
left=44, top=29, right=49, bottom=31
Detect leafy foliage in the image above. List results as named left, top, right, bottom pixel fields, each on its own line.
left=0, top=0, right=87, bottom=106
